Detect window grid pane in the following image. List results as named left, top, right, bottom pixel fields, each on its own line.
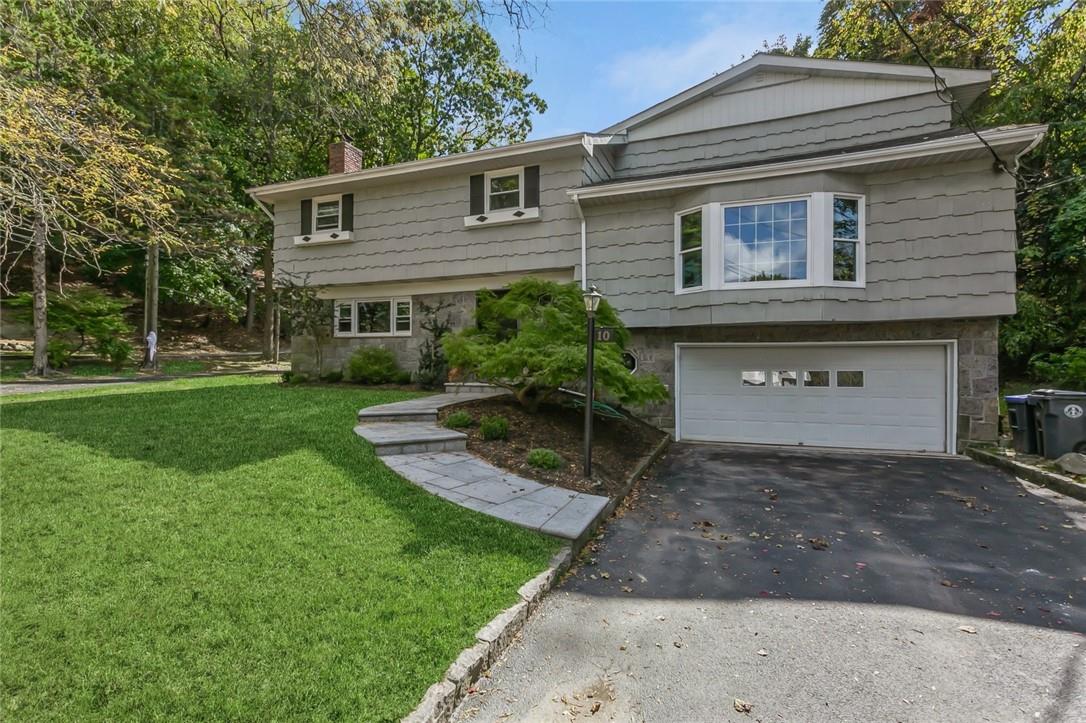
left=488, top=174, right=520, bottom=210
left=723, top=200, right=807, bottom=283
left=315, top=200, right=340, bottom=231
left=833, top=240, right=857, bottom=282
left=394, top=301, right=411, bottom=332
left=833, top=197, right=859, bottom=240
left=679, top=210, right=703, bottom=288
left=336, top=304, right=352, bottom=333
left=356, top=301, right=392, bottom=334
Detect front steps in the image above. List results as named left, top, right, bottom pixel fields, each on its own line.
left=353, top=422, right=466, bottom=456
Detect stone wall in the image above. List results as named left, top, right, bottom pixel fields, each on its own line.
left=627, top=317, right=999, bottom=450
left=291, top=291, right=477, bottom=377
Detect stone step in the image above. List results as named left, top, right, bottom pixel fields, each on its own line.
left=357, top=408, right=437, bottom=423
left=354, top=423, right=467, bottom=456
left=444, top=382, right=503, bottom=395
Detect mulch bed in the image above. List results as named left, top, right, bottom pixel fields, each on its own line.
left=437, top=395, right=667, bottom=497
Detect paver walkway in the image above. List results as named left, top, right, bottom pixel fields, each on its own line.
left=354, top=387, right=609, bottom=540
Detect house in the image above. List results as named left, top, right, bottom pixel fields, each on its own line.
left=247, top=54, right=1046, bottom=455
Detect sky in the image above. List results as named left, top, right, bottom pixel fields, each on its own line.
left=490, top=1, right=823, bottom=139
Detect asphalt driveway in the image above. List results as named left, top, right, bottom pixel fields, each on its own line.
left=454, top=444, right=1086, bottom=722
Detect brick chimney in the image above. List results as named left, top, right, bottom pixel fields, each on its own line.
left=328, top=137, right=363, bottom=174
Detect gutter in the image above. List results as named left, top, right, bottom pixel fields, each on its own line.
left=570, top=124, right=1048, bottom=201
left=571, top=193, right=586, bottom=291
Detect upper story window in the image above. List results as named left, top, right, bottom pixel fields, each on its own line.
left=675, top=192, right=864, bottom=293
left=677, top=209, right=704, bottom=289
left=314, top=197, right=341, bottom=231
left=486, top=168, right=523, bottom=211
left=723, top=200, right=807, bottom=283
left=832, top=196, right=860, bottom=282
left=465, top=165, right=540, bottom=228
left=295, top=193, right=354, bottom=245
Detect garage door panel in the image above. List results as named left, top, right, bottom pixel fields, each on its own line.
left=677, top=344, right=949, bottom=452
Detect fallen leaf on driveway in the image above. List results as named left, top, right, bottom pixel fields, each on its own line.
left=621, top=586, right=633, bottom=593
left=756, top=649, right=768, bottom=656
left=958, top=625, right=977, bottom=634
left=734, top=698, right=753, bottom=713
left=808, top=537, right=830, bottom=550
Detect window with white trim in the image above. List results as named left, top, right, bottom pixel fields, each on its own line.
left=674, top=193, right=865, bottom=292
left=314, top=196, right=341, bottom=232
left=486, top=168, right=523, bottom=212
left=832, top=196, right=860, bottom=282
left=333, top=298, right=412, bottom=337
left=677, top=208, right=703, bottom=289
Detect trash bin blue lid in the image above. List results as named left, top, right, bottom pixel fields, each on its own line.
left=1005, top=394, right=1029, bottom=403
left=1030, top=388, right=1086, bottom=397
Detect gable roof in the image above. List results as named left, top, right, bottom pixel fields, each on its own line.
left=600, top=53, right=993, bottom=135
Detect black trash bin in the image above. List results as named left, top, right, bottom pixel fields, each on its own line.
left=1029, top=389, right=1086, bottom=459
left=1005, top=394, right=1037, bottom=454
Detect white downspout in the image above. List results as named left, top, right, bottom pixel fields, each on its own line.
left=248, top=192, right=276, bottom=224
left=572, top=193, right=586, bottom=290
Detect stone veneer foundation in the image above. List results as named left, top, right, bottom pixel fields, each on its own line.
left=626, top=317, right=1000, bottom=450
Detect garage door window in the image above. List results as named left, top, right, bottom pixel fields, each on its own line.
left=771, top=370, right=798, bottom=387
left=837, top=370, right=865, bottom=387
left=741, top=371, right=766, bottom=387
left=803, top=370, right=830, bottom=387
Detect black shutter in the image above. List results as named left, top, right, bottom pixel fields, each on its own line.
left=524, top=165, right=540, bottom=208
left=300, top=198, right=312, bottom=235
left=469, top=174, right=485, bottom=215
left=340, top=193, right=353, bottom=231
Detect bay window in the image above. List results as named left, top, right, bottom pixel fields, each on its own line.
left=675, top=192, right=864, bottom=292
left=333, top=298, right=412, bottom=337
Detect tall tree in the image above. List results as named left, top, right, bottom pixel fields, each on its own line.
left=816, top=0, right=1086, bottom=377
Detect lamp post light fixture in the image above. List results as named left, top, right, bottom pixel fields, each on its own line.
left=582, top=285, right=603, bottom=478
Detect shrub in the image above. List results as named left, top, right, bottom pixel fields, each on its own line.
left=1030, top=347, right=1086, bottom=389
left=320, top=370, right=343, bottom=383
left=442, top=277, right=668, bottom=412
left=287, top=373, right=310, bottom=385
left=46, top=338, right=77, bottom=368
left=96, top=336, right=132, bottom=369
left=479, top=415, right=509, bottom=441
left=444, top=410, right=473, bottom=429
left=416, top=299, right=453, bottom=389
left=527, top=448, right=563, bottom=470
left=395, top=370, right=412, bottom=385
left=345, top=346, right=401, bottom=385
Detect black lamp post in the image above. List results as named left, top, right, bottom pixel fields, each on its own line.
left=582, top=285, right=603, bottom=478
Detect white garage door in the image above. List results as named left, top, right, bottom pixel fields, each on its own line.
left=677, top=344, right=951, bottom=453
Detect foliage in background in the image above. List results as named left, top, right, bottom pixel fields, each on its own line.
left=415, top=299, right=454, bottom=389
left=277, top=275, right=332, bottom=376
left=1029, top=347, right=1086, bottom=390
left=443, top=278, right=669, bottom=412
left=6, top=288, right=134, bottom=369
left=814, top=0, right=1086, bottom=380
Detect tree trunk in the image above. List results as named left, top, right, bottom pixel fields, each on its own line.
left=245, top=284, right=256, bottom=331
left=30, top=215, right=48, bottom=376
left=262, top=240, right=275, bottom=360
left=143, top=242, right=159, bottom=337
left=272, top=299, right=281, bottom=363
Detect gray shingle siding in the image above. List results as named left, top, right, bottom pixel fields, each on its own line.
left=585, top=159, right=1018, bottom=328
left=273, top=156, right=584, bottom=287
left=611, top=92, right=951, bottom=179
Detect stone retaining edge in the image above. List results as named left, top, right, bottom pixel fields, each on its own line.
left=401, top=433, right=672, bottom=723
left=964, top=445, right=1086, bottom=502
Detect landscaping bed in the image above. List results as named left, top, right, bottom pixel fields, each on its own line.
left=437, top=394, right=668, bottom=497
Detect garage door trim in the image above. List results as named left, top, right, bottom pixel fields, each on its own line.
left=673, top=340, right=958, bottom=453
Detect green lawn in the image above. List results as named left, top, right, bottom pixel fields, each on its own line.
left=0, top=376, right=559, bottom=720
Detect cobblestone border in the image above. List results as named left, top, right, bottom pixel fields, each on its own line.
left=965, top=445, right=1086, bottom=502
left=401, top=434, right=672, bottom=723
